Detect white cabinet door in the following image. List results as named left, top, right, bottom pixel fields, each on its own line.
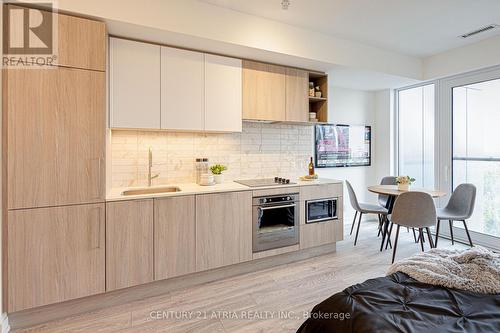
left=110, top=38, right=161, bottom=129
left=205, top=54, right=242, bottom=132
left=161, top=47, right=204, bottom=131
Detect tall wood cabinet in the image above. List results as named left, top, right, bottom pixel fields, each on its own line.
left=3, top=10, right=106, bottom=312
left=106, top=200, right=154, bottom=291
left=4, top=67, right=106, bottom=209
left=7, top=204, right=105, bottom=312
left=195, top=192, right=252, bottom=271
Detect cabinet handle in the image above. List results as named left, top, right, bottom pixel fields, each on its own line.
left=89, top=207, right=101, bottom=249
left=96, top=157, right=103, bottom=199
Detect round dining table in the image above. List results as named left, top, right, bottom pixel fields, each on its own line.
left=367, top=185, right=447, bottom=251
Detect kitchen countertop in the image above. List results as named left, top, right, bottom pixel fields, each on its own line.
left=106, top=178, right=343, bottom=201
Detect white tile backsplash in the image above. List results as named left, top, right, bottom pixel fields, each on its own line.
left=111, top=123, right=314, bottom=187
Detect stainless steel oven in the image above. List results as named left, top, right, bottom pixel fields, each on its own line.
left=306, top=198, right=338, bottom=223
left=253, top=193, right=299, bottom=252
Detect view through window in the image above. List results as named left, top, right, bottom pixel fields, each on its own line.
left=398, top=84, right=435, bottom=188
left=453, top=78, right=500, bottom=237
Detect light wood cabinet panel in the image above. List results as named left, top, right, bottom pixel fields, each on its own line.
left=300, top=184, right=343, bottom=201
left=161, top=46, right=204, bottom=131
left=242, top=60, right=286, bottom=121
left=196, top=191, right=252, bottom=271
left=5, top=67, right=105, bottom=209
left=7, top=204, right=105, bottom=312
left=57, top=11, right=106, bottom=71
left=285, top=68, right=308, bottom=122
left=110, top=38, right=161, bottom=129
left=106, top=200, right=153, bottom=291
left=205, top=54, right=242, bottom=132
left=154, top=196, right=196, bottom=280
left=5, top=5, right=106, bottom=71
left=300, top=220, right=338, bottom=249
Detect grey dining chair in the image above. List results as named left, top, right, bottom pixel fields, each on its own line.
left=377, top=176, right=397, bottom=236
left=390, top=192, right=437, bottom=263
left=435, top=183, right=476, bottom=247
left=346, top=180, right=389, bottom=246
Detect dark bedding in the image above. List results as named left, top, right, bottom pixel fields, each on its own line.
left=297, top=272, right=500, bottom=333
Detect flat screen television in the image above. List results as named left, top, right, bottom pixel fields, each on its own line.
left=315, top=124, right=371, bottom=168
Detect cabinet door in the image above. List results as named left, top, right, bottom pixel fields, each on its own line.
left=155, top=196, right=196, bottom=280
left=106, top=200, right=153, bottom=291
left=242, top=60, right=286, bottom=121
left=196, top=192, right=252, bottom=271
left=285, top=68, right=308, bottom=122
left=6, top=5, right=106, bottom=71
left=300, top=221, right=338, bottom=249
left=161, top=47, right=204, bottom=130
left=205, top=54, right=242, bottom=132
left=110, top=38, right=161, bottom=129
left=7, top=204, right=105, bottom=312
left=5, top=67, right=105, bottom=209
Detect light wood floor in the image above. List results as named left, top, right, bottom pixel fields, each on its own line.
left=13, top=220, right=462, bottom=333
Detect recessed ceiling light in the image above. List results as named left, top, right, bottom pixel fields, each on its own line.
left=281, top=0, right=290, bottom=10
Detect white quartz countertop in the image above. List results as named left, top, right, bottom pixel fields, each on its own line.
left=106, top=178, right=343, bottom=201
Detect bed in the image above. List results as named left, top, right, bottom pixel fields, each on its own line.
left=297, top=272, right=500, bottom=333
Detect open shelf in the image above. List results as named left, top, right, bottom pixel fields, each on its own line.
left=308, top=72, right=328, bottom=123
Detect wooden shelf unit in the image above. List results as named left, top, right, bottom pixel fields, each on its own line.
left=308, top=72, right=328, bottom=123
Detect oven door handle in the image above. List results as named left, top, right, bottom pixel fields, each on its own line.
left=259, top=203, right=296, bottom=210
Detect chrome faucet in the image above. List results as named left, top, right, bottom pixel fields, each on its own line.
left=148, top=147, right=159, bottom=187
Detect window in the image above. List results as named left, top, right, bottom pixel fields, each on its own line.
left=397, top=84, right=435, bottom=188
left=453, top=78, right=500, bottom=237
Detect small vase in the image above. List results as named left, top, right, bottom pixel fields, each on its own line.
left=315, top=91, right=322, bottom=98
left=398, top=183, right=409, bottom=191
left=214, top=174, right=224, bottom=184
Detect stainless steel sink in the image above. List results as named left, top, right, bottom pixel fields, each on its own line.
left=121, top=186, right=181, bottom=196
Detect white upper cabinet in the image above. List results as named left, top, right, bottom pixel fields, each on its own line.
left=161, top=47, right=204, bottom=131
left=110, top=38, right=161, bottom=129
left=205, top=54, right=242, bottom=132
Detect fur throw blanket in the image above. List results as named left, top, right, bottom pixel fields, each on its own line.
left=387, top=246, right=500, bottom=294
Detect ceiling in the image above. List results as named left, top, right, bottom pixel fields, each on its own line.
left=200, top=0, right=500, bottom=58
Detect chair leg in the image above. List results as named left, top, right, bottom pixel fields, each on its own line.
left=426, top=227, right=435, bottom=248
left=385, top=222, right=393, bottom=250
left=412, top=228, right=417, bottom=242
left=435, top=220, right=441, bottom=246
left=354, top=213, right=363, bottom=246
left=463, top=220, right=473, bottom=247
left=350, top=211, right=358, bottom=235
left=449, top=220, right=454, bottom=245
left=377, top=214, right=382, bottom=237
left=391, top=225, right=400, bottom=264
left=380, top=215, right=389, bottom=252
left=419, top=228, right=425, bottom=251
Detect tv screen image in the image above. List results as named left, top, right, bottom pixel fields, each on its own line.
left=315, top=124, right=371, bottom=168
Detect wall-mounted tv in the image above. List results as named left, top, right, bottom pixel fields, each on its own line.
left=315, top=124, right=371, bottom=168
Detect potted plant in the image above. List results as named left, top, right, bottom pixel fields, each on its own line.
left=396, top=176, right=415, bottom=191
left=210, top=164, right=227, bottom=184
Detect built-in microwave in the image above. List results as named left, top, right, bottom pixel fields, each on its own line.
left=306, top=198, right=337, bottom=223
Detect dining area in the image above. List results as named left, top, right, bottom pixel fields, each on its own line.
left=346, top=177, right=477, bottom=263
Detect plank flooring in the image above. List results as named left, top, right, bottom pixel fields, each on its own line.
left=12, top=220, right=463, bottom=333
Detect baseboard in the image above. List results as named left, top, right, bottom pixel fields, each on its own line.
left=1, top=313, right=10, bottom=333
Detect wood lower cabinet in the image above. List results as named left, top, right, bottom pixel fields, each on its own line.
left=106, top=200, right=154, bottom=291
left=7, top=204, right=105, bottom=312
left=4, top=67, right=106, bottom=210
left=154, top=196, right=196, bottom=280
left=300, top=220, right=339, bottom=249
left=285, top=68, right=308, bottom=122
left=242, top=60, right=286, bottom=121
left=196, top=192, right=252, bottom=271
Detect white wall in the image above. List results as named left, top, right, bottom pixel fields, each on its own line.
left=374, top=89, right=395, bottom=182
left=423, top=34, right=500, bottom=79
left=316, top=85, right=379, bottom=223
